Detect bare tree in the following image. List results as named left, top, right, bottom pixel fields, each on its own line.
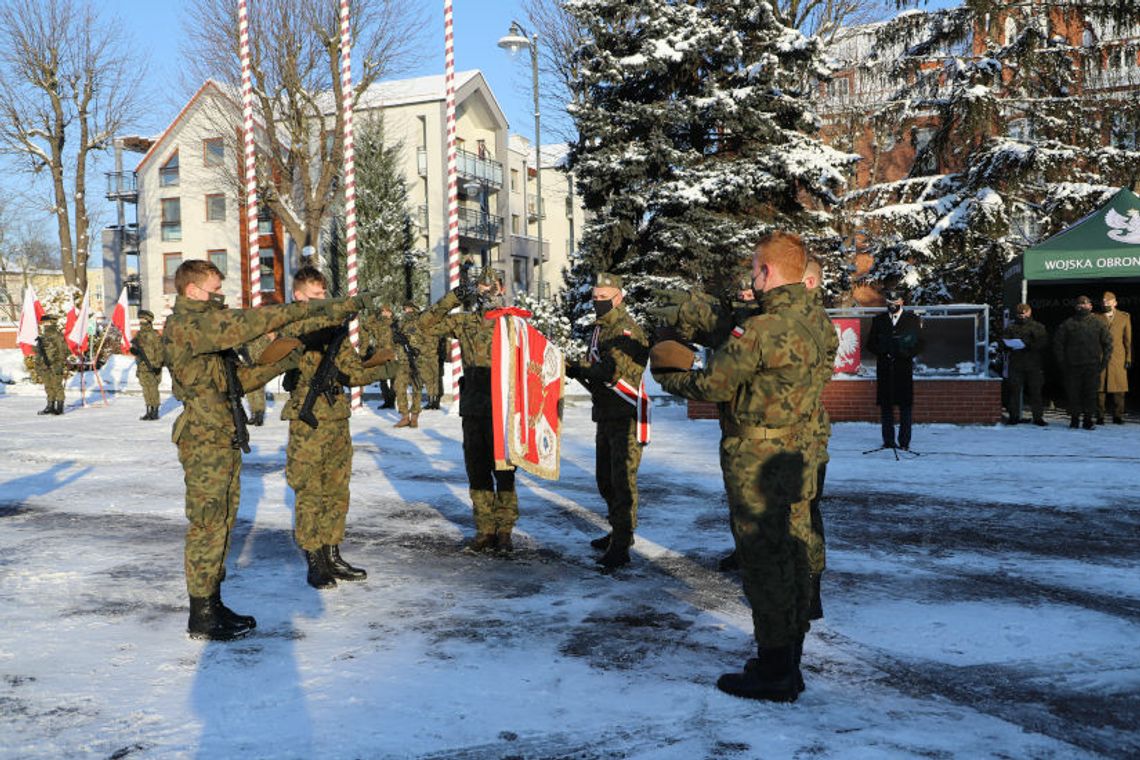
left=522, top=0, right=585, bottom=143
left=0, top=0, right=141, bottom=295
left=776, top=0, right=893, bottom=42
left=183, top=0, right=424, bottom=252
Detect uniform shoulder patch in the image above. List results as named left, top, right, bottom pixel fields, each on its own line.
left=731, top=325, right=745, bottom=339
left=622, top=329, right=632, bottom=337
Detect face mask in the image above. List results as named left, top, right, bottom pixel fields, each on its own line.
left=593, top=298, right=614, bottom=318
left=1077, top=305, right=1091, bottom=315
left=207, top=291, right=226, bottom=309
left=887, top=303, right=902, bottom=315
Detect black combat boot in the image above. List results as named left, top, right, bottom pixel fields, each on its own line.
left=249, top=411, right=265, bottom=426
left=427, top=396, right=440, bottom=409
left=718, top=550, right=739, bottom=572
left=150, top=406, right=161, bottom=420
left=1113, top=416, right=1125, bottom=425
left=589, top=533, right=611, bottom=550
left=808, top=573, right=824, bottom=621
left=325, top=545, right=367, bottom=581
left=495, top=529, right=514, bottom=554
left=38, top=401, right=54, bottom=415
left=1069, top=416, right=1079, bottom=429
left=717, top=645, right=800, bottom=702
left=304, top=549, right=337, bottom=589
left=187, top=596, right=255, bottom=641
left=53, top=400, right=64, bottom=415
left=1096, top=415, right=1105, bottom=426
left=1082, top=416, right=1095, bottom=430
left=1033, top=418, right=1048, bottom=427
left=597, top=533, right=632, bottom=569
left=470, top=532, right=498, bottom=552
left=209, top=590, right=257, bottom=630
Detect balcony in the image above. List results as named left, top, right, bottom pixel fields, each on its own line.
left=107, top=224, right=139, bottom=251
left=526, top=194, right=545, bottom=221
left=417, top=146, right=503, bottom=190
left=105, top=171, right=138, bottom=202
left=457, top=206, right=503, bottom=244
left=511, top=234, right=550, bottom=263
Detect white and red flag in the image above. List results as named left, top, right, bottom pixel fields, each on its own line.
left=15, top=285, right=44, bottom=357
left=65, top=290, right=90, bottom=355
left=110, top=288, right=131, bottom=353
left=490, top=307, right=564, bottom=480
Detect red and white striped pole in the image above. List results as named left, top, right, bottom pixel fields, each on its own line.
left=239, top=0, right=260, bottom=308
left=444, top=0, right=463, bottom=398
left=340, top=0, right=362, bottom=409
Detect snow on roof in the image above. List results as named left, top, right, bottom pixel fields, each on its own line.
left=331, top=70, right=483, bottom=112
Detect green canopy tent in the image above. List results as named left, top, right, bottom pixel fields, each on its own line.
left=1002, top=187, right=1140, bottom=409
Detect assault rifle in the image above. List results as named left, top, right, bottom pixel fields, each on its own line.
left=456, top=259, right=476, bottom=309
left=130, top=340, right=157, bottom=372
left=220, top=349, right=251, bottom=453
left=35, top=337, right=51, bottom=371
left=298, top=317, right=353, bottom=429
left=391, top=319, right=422, bottom=390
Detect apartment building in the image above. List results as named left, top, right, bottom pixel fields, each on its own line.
left=102, top=71, right=585, bottom=318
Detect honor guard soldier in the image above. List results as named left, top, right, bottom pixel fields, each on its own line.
left=420, top=266, right=519, bottom=552
left=392, top=300, right=427, bottom=429
left=162, top=258, right=366, bottom=641
left=130, top=310, right=164, bottom=420
left=1055, top=295, right=1112, bottom=429
left=653, top=232, right=831, bottom=702
left=34, top=314, right=68, bottom=415
left=566, top=272, right=650, bottom=569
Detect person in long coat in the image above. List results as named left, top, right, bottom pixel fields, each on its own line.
left=1096, top=291, right=1131, bottom=424
left=866, top=290, right=925, bottom=449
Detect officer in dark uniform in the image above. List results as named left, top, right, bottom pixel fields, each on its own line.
left=866, top=289, right=925, bottom=449
left=1002, top=303, right=1048, bottom=426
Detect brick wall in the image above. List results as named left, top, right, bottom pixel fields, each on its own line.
left=687, top=378, right=1002, bottom=424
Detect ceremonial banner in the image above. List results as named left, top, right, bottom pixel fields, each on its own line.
left=832, top=318, right=861, bottom=374
left=490, top=308, right=564, bottom=480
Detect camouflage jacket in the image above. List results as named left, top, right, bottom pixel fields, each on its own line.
left=796, top=288, right=839, bottom=464
left=36, top=325, right=69, bottom=375
left=576, top=304, right=649, bottom=422
left=280, top=320, right=390, bottom=423
left=131, top=324, right=164, bottom=374
left=1054, top=312, right=1111, bottom=368
left=163, top=295, right=352, bottom=443
left=659, top=283, right=827, bottom=431
left=419, top=290, right=495, bottom=417
left=360, top=312, right=400, bottom=366
left=676, top=295, right=760, bottom=347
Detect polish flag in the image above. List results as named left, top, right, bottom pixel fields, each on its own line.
left=65, top=290, right=90, bottom=355
left=110, top=287, right=131, bottom=353
left=15, top=286, right=44, bottom=357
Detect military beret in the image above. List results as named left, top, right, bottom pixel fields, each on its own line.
left=595, top=272, right=622, bottom=289
left=138, top=309, right=155, bottom=321
left=41, top=314, right=58, bottom=323
left=649, top=339, right=695, bottom=375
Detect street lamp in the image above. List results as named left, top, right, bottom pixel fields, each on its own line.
left=498, top=20, right=544, bottom=300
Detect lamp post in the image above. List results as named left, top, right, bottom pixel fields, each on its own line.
left=498, top=20, right=544, bottom=300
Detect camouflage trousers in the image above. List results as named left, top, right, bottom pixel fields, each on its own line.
left=595, top=418, right=644, bottom=539
left=394, top=362, right=422, bottom=415
left=792, top=463, right=828, bottom=620
left=720, top=437, right=812, bottom=649
left=286, top=419, right=352, bottom=551
left=42, top=373, right=65, bottom=403
left=462, top=416, right=516, bottom=533
left=246, top=387, right=266, bottom=415
left=178, top=428, right=242, bottom=598
left=421, top=353, right=441, bottom=400
left=138, top=370, right=161, bottom=408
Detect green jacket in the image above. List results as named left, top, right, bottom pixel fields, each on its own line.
left=280, top=321, right=390, bottom=423
left=131, top=323, right=164, bottom=374
left=1054, top=311, right=1111, bottom=369
left=162, top=295, right=354, bottom=443
left=1002, top=317, right=1048, bottom=372
left=659, top=283, right=826, bottom=430
left=576, top=304, right=649, bottom=422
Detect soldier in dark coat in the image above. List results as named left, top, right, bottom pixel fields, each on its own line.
left=866, top=290, right=925, bottom=449
left=1002, top=303, right=1049, bottom=426
left=566, top=272, right=650, bottom=570
left=1054, top=295, right=1111, bottom=429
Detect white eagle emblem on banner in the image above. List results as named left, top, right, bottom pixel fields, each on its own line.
left=1106, top=208, right=1140, bottom=244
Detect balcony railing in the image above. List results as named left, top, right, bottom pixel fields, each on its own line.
left=107, top=223, right=139, bottom=251
left=417, top=146, right=503, bottom=189
left=526, top=194, right=545, bottom=221
left=105, top=171, right=138, bottom=202
left=511, top=234, right=550, bottom=262
left=457, top=205, right=503, bottom=244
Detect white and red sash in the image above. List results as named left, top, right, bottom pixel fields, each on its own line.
left=490, top=307, right=563, bottom=480
left=590, top=326, right=651, bottom=444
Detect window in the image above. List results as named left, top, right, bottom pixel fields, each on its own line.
left=826, top=77, right=850, bottom=100
left=206, top=193, right=226, bottom=222
left=1004, top=17, right=1018, bottom=44
left=510, top=168, right=519, bottom=193
left=259, top=248, right=275, bottom=293
left=1082, top=27, right=1096, bottom=48
left=258, top=208, right=274, bottom=236
left=160, top=151, right=179, bottom=187
left=1111, top=113, right=1138, bottom=149
left=208, top=249, right=227, bottom=275
left=511, top=214, right=520, bottom=235
left=913, top=127, right=937, bottom=173
left=203, top=138, right=224, bottom=166
left=161, top=198, right=182, bottom=242
left=163, top=253, right=182, bottom=294
left=512, top=257, right=528, bottom=293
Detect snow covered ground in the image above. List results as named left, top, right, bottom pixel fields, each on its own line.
left=0, top=381, right=1137, bottom=759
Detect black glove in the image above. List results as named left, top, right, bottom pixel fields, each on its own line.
left=565, top=364, right=584, bottom=380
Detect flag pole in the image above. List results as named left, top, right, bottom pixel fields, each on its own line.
left=89, top=324, right=111, bottom=405
left=340, top=0, right=362, bottom=410
left=239, top=0, right=261, bottom=309
left=444, top=0, right=463, bottom=405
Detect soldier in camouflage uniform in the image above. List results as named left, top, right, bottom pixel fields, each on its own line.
left=131, top=310, right=165, bottom=420
left=392, top=301, right=426, bottom=428
left=281, top=267, right=395, bottom=589
left=566, top=272, right=650, bottom=569
left=34, top=314, right=68, bottom=415
left=420, top=326, right=444, bottom=411
left=243, top=332, right=274, bottom=426
left=162, top=259, right=364, bottom=641
left=361, top=304, right=399, bottom=409
left=655, top=232, right=830, bottom=703
left=420, top=267, right=518, bottom=552
left=1054, top=295, right=1112, bottom=429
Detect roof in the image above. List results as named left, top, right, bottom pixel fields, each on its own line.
left=1023, top=188, right=1140, bottom=281
left=353, top=70, right=482, bottom=110
left=134, top=80, right=238, bottom=173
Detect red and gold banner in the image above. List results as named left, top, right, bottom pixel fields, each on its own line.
left=490, top=308, right=564, bottom=480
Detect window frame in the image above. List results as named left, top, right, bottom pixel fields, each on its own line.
left=207, top=249, right=228, bottom=276
left=159, top=150, right=180, bottom=188
left=162, top=252, right=182, bottom=294
left=161, top=197, right=182, bottom=242
left=203, top=138, right=225, bottom=166
left=205, top=193, right=226, bottom=222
